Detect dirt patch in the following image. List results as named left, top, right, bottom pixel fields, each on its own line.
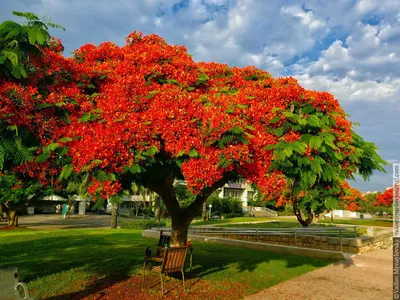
left=39, top=275, right=250, bottom=300
left=0, top=226, right=17, bottom=231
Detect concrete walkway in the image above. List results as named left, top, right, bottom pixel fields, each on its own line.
left=245, top=248, right=392, bottom=300
left=0, top=214, right=113, bottom=230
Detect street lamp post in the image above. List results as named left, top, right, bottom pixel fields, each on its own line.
left=209, top=204, right=212, bottom=220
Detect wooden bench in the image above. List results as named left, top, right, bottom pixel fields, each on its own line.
left=0, top=268, right=32, bottom=299
left=142, top=246, right=188, bottom=295
left=145, top=231, right=193, bottom=272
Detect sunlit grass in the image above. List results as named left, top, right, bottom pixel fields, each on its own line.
left=1, top=228, right=332, bottom=299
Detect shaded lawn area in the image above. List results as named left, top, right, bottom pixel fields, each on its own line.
left=0, top=228, right=332, bottom=299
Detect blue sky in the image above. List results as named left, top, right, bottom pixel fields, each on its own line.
left=2, top=0, right=399, bottom=192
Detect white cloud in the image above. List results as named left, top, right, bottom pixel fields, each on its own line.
left=387, top=159, right=400, bottom=164
left=280, top=5, right=326, bottom=31
left=296, top=74, right=400, bottom=102
left=203, top=0, right=228, bottom=5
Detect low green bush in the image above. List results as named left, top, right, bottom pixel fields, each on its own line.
left=207, top=197, right=244, bottom=216
left=120, top=220, right=166, bottom=229
left=223, top=212, right=244, bottom=219
left=277, top=204, right=294, bottom=216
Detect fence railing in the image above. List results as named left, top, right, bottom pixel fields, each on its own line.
left=156, top=226, right=359, bottom=253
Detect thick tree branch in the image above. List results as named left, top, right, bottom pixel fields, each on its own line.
left=185, top=174, right=233, bottom=221
left=148, top=172, right=182, bottom=218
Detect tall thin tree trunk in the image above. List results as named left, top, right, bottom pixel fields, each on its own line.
left=331, top=209, right=334, bottom=224
left=202, top=202, right=207, bottom=221
left=311, top=208, right=319, bottom=223
left=111, top=204, right=118, bottom=228
left=154, top=196, right=161, bottom=223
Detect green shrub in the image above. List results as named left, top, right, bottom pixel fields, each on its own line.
left=207, top=197, right=244, bottom=216
left=223, top=212, right=244, bottom=219
left=277, top=204, right=294, bottom=216
left=120, top=220, right=166, bottom=229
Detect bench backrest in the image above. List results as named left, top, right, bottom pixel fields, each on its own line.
left=161, top=247, right=188, bottom=274
left=157, top=231, right=171, bottom=247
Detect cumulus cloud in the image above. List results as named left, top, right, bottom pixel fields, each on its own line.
left=296, top=74, right=400, bottom=102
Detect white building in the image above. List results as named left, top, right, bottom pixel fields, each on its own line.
left=106, top=194, right=151, bottom=215
left=218, top=179, right=255, bottom=208
left=324, top=210, right=373, bottom=219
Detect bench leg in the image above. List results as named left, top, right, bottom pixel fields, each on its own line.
left=181, top=270, right=185, bottom=292
left=160, top=273, right=164, bottom=295
left=141, top=261, right=147, bottom=290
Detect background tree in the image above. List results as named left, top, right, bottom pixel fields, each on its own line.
left=361, top=192, right=380, bottom=216
left=265, top=99, right=386, bottom=226
left=0, top=12, right=65, bottom=224
left=0, top=172, right=43, bottom=226
left=0, top=11, right=64, bottom=170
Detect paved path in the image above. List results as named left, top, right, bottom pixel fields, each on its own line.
left=0, top=214, right=114, bottom=230
left=245, top=248, right=392, bottom=300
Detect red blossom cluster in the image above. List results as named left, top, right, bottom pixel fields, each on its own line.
left=340, top=182, right=364, bottom=211
left=374, top=188, right=393, bottom=207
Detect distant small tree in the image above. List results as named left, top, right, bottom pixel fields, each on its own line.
left=0, top=172, right=42, bottom=226
left=361, top=192, right=380, bottom=215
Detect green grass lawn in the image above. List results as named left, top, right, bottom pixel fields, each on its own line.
left=213, top=221, right=384, bottom=237
left=318, top=218, right=393, bottom=227
left=0, top=228, right=332, bottom=299
left=190, top=216, right=278, bottom=226
left=218, top=221, right=324, bottom=229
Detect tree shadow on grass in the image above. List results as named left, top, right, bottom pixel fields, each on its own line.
left=0, top=230, right=335, bottom=299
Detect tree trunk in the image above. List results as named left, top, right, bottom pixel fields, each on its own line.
left=148, top=171, right=231, bottom=246
left=170, top=218, right=190, bottom=247
left=311, top=208, right=319, bottom=223
left=202, top=202, right=207, bottom=221
left=1, top=203, right=19, bottom=227
left=111, top=204, right=118, bottom=228
left=292, top=198, right=313, bottom=227
left=154, top=196, right=161, bottom=223
left=7, top=209, right=18, bottom=227
left=331, top=209, right=334, bottom=224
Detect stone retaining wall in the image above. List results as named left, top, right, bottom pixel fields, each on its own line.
left=142, top=229, right=347, bottom=260
left=188, top=229, right=392, bottom=254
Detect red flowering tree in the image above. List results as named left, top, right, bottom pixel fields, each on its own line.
left=374, top=188, right=393, bottom=207
left=1, top=21, right=387, bottom=243
left=340, top=184, right=364, bottom=211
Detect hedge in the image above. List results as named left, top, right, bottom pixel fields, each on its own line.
left=120, top=220, right=166, bottom=229
left=223, top=212, right=244, bottom=219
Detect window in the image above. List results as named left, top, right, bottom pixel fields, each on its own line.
left=223, top=188, right=244, bottom=198
left=247, top=191, right=254, bottom=201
